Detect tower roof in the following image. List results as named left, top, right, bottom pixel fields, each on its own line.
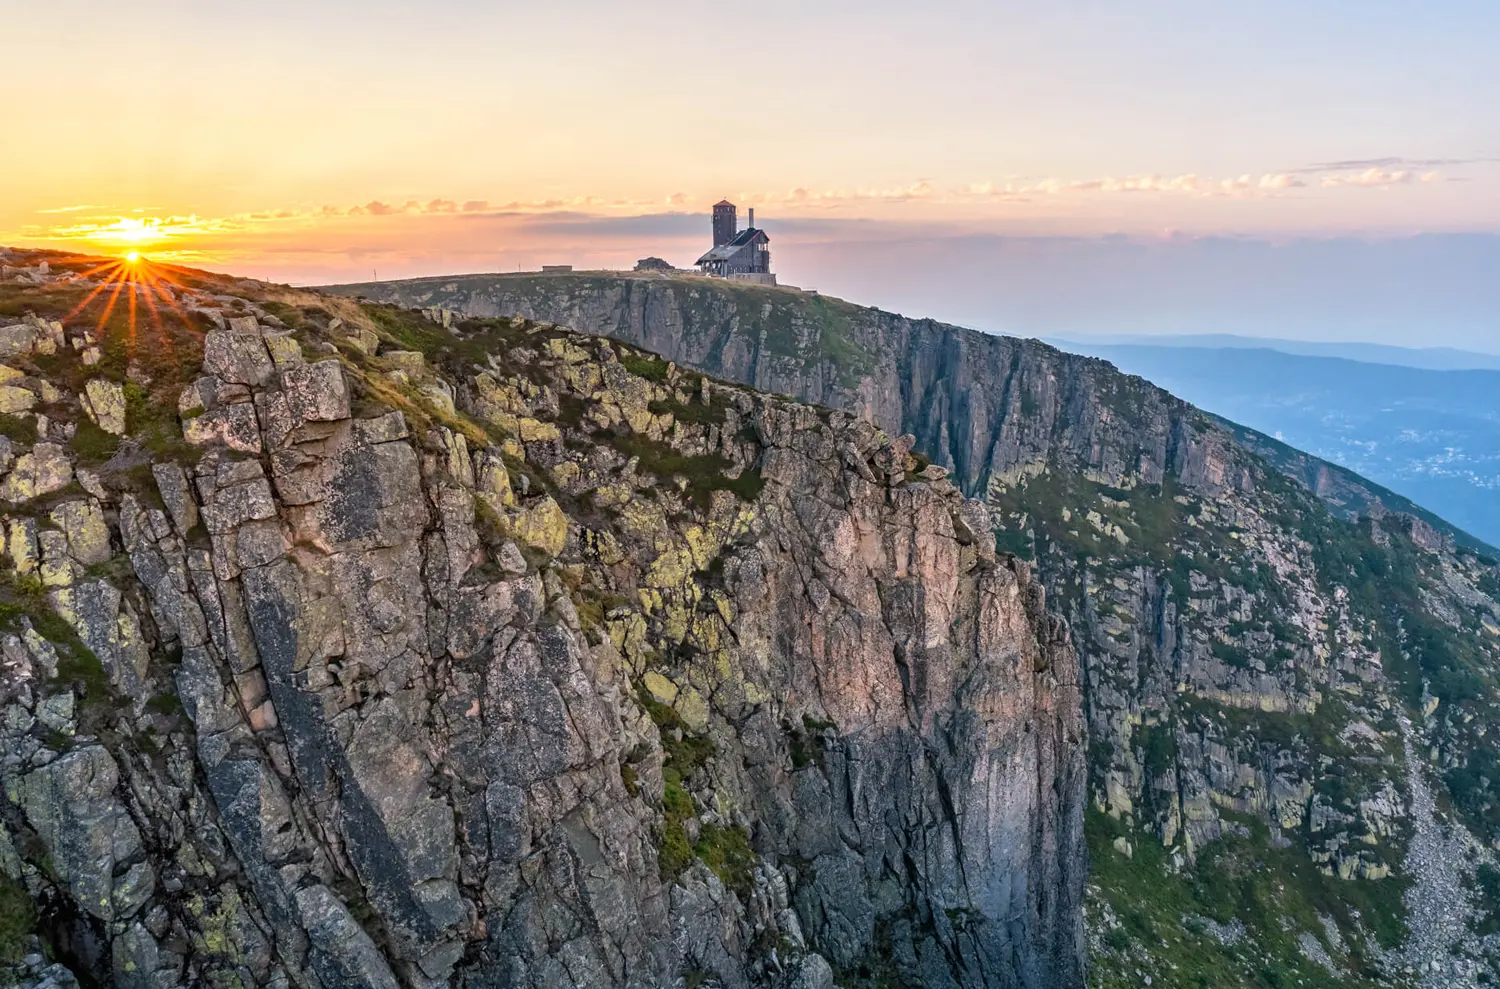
left=713, top=199, right=735, bottom=208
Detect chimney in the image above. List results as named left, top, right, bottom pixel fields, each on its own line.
left=748, top=208, right=754, bottom=230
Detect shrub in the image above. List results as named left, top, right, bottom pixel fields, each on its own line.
left=69, top=417, right=119, bottom=463
left=696, top=823, right=755, bottom=898
left=611, top=433, right=763, bottom=509
left=1, top=576, right=112, bottom=723
left=647, top=394, right=729, bottom=427
left=0, top=414, right=37, bottom=444
left=621, top=352, right=670, bottom=383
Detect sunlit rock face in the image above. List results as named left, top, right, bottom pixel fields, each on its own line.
left=0, top=255, right=1084, bottom=989
left=349, top=271, right=1500, bottom=987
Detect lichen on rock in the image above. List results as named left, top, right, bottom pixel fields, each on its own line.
left=0, top=257, right=1086, bottom=989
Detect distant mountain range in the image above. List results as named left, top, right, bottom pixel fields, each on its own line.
left=1051, top=332, right=1500, bottom=372
left=1050, top=337, right=1500, bottom=545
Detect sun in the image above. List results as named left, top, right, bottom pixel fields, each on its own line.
left=125, top=250, right=141, bottom=263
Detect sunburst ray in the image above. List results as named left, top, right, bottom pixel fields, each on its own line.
left=95, top=272, right=129, bottom=337
left=64, top=262, right=126, bottom=322
left=126, top=281, right=139, bottom=349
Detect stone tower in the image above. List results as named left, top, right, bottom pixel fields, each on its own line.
left=712, top=200, right=737, bottom=247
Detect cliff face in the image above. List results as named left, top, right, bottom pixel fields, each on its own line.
left=0, top=252, right=1084, bottom=989
left=337, top=272, right=1500, bottom=987
left=341, top=275, right=1481, bottom=535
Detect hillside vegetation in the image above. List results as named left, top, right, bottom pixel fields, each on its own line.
left=334, top=269, right=1500, bottom=988
left=0, top=249, right=1081, bottom=989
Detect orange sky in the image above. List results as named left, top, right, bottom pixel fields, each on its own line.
left=4, top=1, right=1497, bottom=284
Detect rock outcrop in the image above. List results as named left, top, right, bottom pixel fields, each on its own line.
left=0, top=254, right=1084, bottom=989
left=335, top=271, right=1500, bottom=986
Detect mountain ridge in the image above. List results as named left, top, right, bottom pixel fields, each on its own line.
left=1049, top=333, right=1500, bottom=373
left=323, top=271, right=1494, bottom=556
left=0, top=250, right=1083, bottom=989
left=2, top=254, right=1499, bottom=988
left=327, top=269, right=1500, bottom=988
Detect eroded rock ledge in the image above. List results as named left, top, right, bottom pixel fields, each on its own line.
left=0, top=265, right=1084, bottom=989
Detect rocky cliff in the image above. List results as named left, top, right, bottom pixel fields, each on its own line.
left=333, top=271, right=1500, bottom=988
left=0, top=250, right=1084, bottom=989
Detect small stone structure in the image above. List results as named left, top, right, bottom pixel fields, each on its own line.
left=696, top=200, right=773, bottom=283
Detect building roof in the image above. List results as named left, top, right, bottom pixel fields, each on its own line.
left=695, top=227, right=767, bottom=265
left=714, top=199, right=735, bottom=207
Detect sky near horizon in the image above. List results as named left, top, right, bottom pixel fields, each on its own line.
left=4, top=0, right=1499, bottom=346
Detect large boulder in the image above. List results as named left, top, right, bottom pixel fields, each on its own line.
left=0, top=323, right=39, bottom=358
left=202, top=326, right=275, bottom=387
left=0, top=443, right=73, bottom=502
left=21, top=747, right=149, bottom=923
left=81, top=379, right=127, bottom=436
left=0, top=384, right=36, bottom=414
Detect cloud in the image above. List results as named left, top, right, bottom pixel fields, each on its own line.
left=765, top=181, right=937, bottom=209
left=1257, top=173, right=1307, bottom=190
left=963, top=164, right=1449, bottom=197
left=1320, top=168, right=1416, bottom=188
left=29, top=214, right=231, bottom=247
left=958, top=172, right=1309, bottom=201
left=54, top=159, right=1433, bottom=253
left=1301, top=156, right=1497, bottom=173
left=10, top=155, right=1476, bottom=281
left=1080, top=174, right=1206, bottom=193
left=1295, top=155, right=1500, bottom=189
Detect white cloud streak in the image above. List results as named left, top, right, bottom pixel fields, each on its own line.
left=1320, top=167, right=1416, bottom=188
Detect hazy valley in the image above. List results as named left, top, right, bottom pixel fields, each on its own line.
left=1050, top=339, right=1500, bottom=548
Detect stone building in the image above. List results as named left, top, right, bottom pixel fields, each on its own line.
left=696, top=200, right=774, bottom=284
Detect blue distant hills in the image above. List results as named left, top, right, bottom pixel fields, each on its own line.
left=1053, top=333, right=1500, bottom=371
left=1050, top=334, right=1500, bottom=546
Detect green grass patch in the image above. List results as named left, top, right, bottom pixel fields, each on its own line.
left=572, top=586, right=631, bottom=639
left=145, top=691, right=186, bottom=718
left=68, top=417, right=119, bottom=463
left=622, top=352, right=671, bottom=383
left=1088, top=810, right=1405, bottom=989
left=639, top=689, right=714, bottom=778
left=257, top=299, right=333, bottom=331
left=787, top=714, right=836, bottom=770
left=0, top=576, right=111, bottom=723
left=658, top=804, right=694, bottom=879
left=640, top=687, right=750, bottom=889
left=695, top=822, right=755, bottom=898
left=647, top=393, right=729, bottom=427
left=124, top=380, right=198, bottom=463
left=0, top=414, right=37, bottom=445
left=694, top=281, right=877, bottom=387
left=364, top=303, right=451, bottom=355
left=0, top=873, right=36, bottom=965
left=611, top=433, right=763, bottom=509
left=993, top=526, right=1034, bottom=560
